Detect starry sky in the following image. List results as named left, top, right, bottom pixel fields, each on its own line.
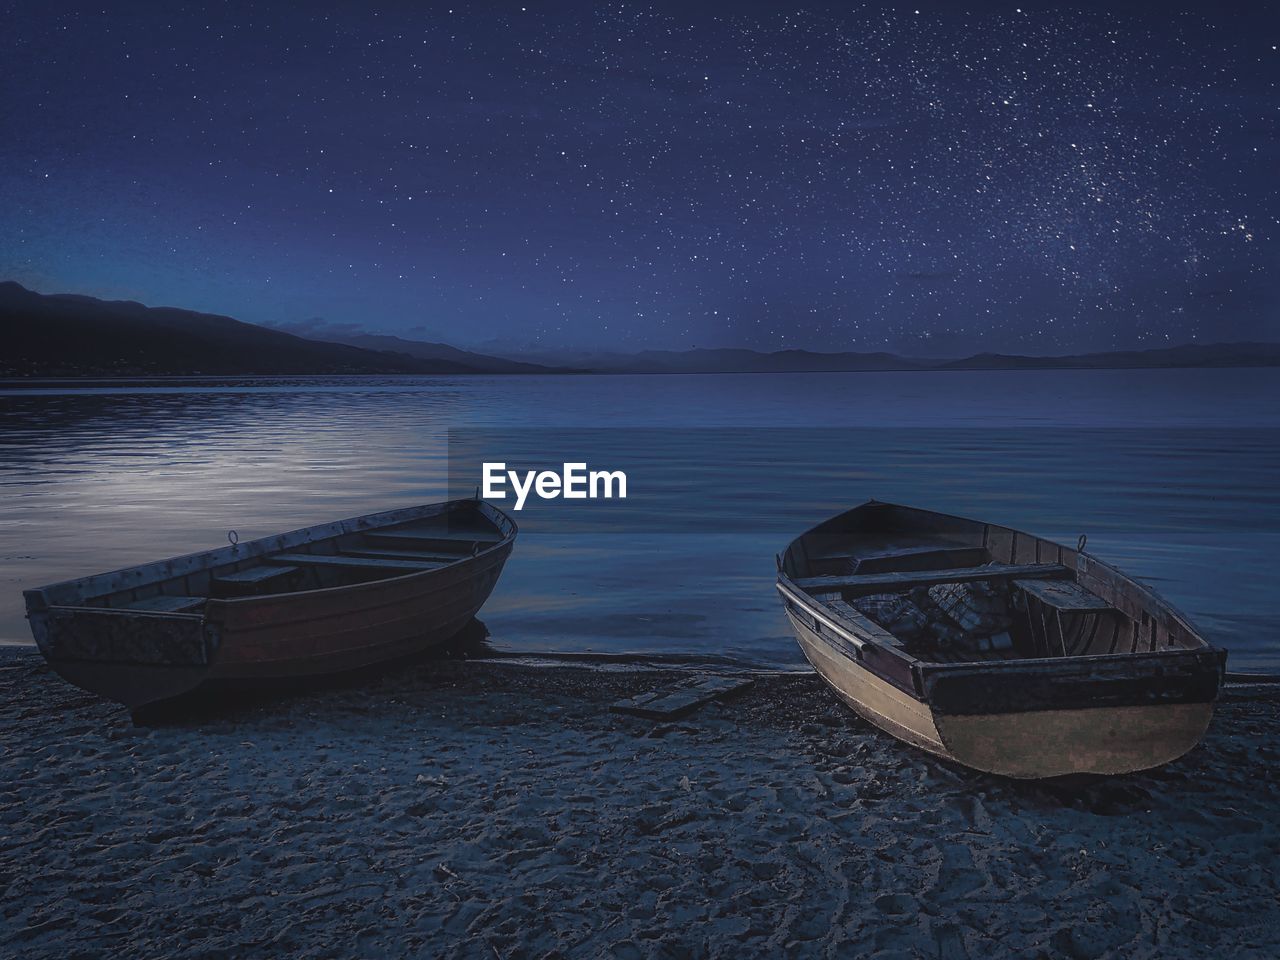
left=1, top=1, right=1276, bottom=355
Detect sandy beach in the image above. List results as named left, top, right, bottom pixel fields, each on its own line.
left=1, top=647, right=1277, bottom=959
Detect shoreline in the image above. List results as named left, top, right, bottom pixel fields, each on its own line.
left=2, top=650, right=1278, bottom=958
left=5, top=360, right=1280, bottom=388
left=3, top=641, right=1276, bottom=682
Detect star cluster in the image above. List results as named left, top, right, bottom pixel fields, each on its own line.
left=0, top=2, right=1275, bottom=354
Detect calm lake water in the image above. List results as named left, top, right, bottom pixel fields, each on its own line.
left=1, top=369, right=1277, bottom=671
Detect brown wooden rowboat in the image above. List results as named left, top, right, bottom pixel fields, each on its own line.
left=24, top=498, right=516, bottom=714
left=777, top=501, right=1226, bottom=778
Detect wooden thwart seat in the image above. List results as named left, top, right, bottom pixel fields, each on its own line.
left=266, top=553, right=443, bottom=572
left=793, top=562, right=1069, bottom=594
left=343, top=547, right=466, bottom=564
left=852, top=546, right=988, bottom=575
left=1015, top=577, right=1115, bottom=657
left=213, top=565, right=299, bottom=586
left=1013, top=578, right=1111, bottom=613
left=367, top=527, right=502, bottom=545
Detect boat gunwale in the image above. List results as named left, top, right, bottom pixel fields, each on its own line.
left=1072, top=547, right=1204, bottom=647
left=783, top=576, right=1225, bottom=715
left=781, top=498, right=1213, bottom=647
left=778, top=499, right=1208, bottom=642
left=24, top=498, right=518, bottom=612
left=205, top=503, right=518, bottom=612
left=777, top=500, right=1228, bottom=708
left=780, top=571, right=1225, bottom=672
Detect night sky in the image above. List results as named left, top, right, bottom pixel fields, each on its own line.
left=1, top=2, right=1276, bottom=355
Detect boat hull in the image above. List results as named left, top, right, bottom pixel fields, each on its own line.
left=787, top=610, right=946, bottom=756
left=30, top=545, right=509, bottom=710
left=933, top=701, right=1214, bottom=779
left=25, top=500, right=516, bottom=712
left=208, top=546, right=511, bottom=680
left=787, top=603, right=1216, bottom=779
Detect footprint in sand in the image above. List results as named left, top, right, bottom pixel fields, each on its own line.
left=874, top=893, right=917, bottom=917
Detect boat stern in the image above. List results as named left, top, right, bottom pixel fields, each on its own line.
left=24, top=590, right=218, bottom=709
left=931, top=701, right=1216, bottom=778
left=919, top=648, right=1226, bottom=778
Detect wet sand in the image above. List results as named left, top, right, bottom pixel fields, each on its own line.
left=1, top=648, right=1277, bottom=959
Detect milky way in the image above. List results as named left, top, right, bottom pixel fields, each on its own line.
left=0, top=2, right=1275, bottom=353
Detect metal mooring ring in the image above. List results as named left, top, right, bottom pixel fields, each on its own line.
left=228, top=529, right=240, bottom=548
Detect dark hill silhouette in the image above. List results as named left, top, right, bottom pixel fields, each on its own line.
left=301, top=330, right=569, bottom=375
left=501, top=342, right=1280, bottom=374
left=0, top=282, right=542, bottom=377
left=937, top=342, right=1280, bottom=371
left=501, top=347, right=929, bottom=373
left=3, top=281, right=1278, bottom=377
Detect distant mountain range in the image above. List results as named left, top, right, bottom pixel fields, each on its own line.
left=296, top=330, right=571, bottom=375
left=0, top=282, right=555, bottom=376
left=932, top=342, right=1280, bottom=371
left=503, top=347, right=929, bottom=373
left=3, top=280, right=1279, bottom=378
left=500, top=342, right=1280, bottom=373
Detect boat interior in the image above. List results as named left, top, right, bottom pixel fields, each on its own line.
left=782, top=502, right=1205, bottom=665
left=44, top=500, right=511, bottom=615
